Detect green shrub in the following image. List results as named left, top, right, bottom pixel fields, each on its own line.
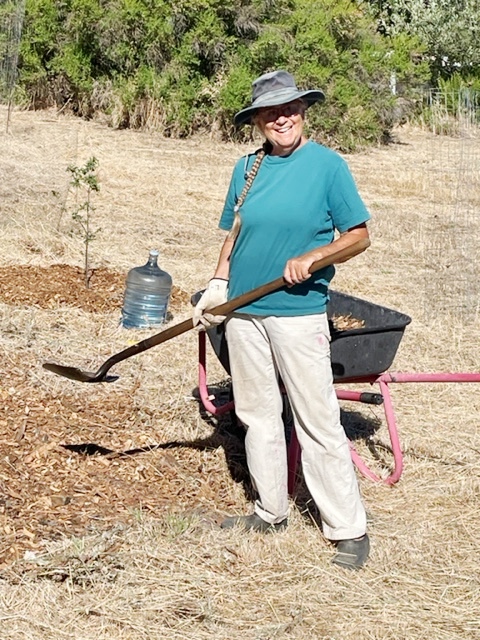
left=14, top=0, right=431, bottom=149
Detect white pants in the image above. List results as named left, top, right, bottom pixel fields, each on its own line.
left=225, top=312, right=367, bottom=541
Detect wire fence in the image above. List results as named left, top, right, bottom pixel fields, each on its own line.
left=421, top=89, right=480, bottom=321
left=423, top=88, right=480, bottom=135
left=0, top=0, right=25, bottom=132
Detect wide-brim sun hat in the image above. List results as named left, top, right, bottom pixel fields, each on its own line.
left=234, top=69, right=325, bottom=127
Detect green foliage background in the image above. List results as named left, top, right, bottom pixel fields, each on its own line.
left=364, top=0, right=480, bottom=85
left=10, top=0, right=434, bottom=149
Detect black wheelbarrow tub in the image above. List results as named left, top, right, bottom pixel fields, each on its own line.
left=326, top=290, right=411, bottom=380
left=191, top=290, right=412, bottom=381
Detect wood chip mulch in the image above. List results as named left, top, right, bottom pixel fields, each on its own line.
left=0, top=264, right=191, bottom=313
left=331, top=313, right=365, bottom=331
left=0, top=265, right=241, bottom=572
left=0, top=264, right=364, bottom=572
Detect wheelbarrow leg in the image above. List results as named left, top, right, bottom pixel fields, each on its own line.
left=334, top=382, right=404, bottom=485
left=286, top=379, right=405, bottom=492
left=287, top=429, right=301, bottom=495
left=378, top=377, right=404, bottom=485
left=197, top=331, right=234, bottom=416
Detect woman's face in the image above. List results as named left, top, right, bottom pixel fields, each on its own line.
left=254, top=100, right=307, bottom=156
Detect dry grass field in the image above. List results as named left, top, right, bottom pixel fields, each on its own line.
left=0, top=106, right=479, bottom=640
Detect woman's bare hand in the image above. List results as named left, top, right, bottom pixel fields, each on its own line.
left=283, top=254, right=317, bottom=285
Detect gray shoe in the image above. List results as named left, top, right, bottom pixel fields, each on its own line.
left=220, top=513, right=288, bottom=533
left=331, top=534, right=370, bottom=569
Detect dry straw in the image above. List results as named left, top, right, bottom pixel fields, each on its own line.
left=0, top=106, right=479, bottom=639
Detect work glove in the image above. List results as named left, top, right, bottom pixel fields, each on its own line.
left=192, top=278, right=228, bottom=329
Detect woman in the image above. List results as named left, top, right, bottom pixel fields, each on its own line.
left=193, top=70, right=371, bottom=569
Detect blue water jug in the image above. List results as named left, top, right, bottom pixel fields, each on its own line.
left=121, top=249, right=172, bottom=328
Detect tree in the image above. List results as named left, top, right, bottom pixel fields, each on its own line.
left=219, top=0, right=429, bottom=148
left=67, top=156, right=101, bottom=288
left=362, top=0, right=480, bottom=82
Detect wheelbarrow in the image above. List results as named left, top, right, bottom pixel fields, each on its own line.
left=192, top=290, right=480, bottom=491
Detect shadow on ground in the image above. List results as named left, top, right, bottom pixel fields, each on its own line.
left=62, top=383, right=384, bottom=527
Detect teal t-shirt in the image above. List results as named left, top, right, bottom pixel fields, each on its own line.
left=219, top=140, right=370, bottom=316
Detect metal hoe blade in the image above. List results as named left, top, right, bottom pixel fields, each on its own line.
left=42, top=362, right=119, bottom=383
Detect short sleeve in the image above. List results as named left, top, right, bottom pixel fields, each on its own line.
left=327, top=159, right=370, bottom=232
left=218, top=169, right=238, bottom=231
left=218, top=154, right=257, bottom=231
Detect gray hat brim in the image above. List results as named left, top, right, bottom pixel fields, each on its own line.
left=234, top=88, right=325, bottom=127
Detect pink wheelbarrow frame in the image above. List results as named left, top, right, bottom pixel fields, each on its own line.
left=197, top=330, right=480, bottom=491
left=194, top=289, right=480, bottom=492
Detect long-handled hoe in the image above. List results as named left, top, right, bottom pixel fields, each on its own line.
left=43, top=239, right=369, bottom=383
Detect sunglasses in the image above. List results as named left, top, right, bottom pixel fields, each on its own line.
left=256, top=101, right=305, bottom=122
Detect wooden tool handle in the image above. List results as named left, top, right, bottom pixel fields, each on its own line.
left=209, top=236, right=370, bottom=317
left=101, top=237, right=370, bottom=368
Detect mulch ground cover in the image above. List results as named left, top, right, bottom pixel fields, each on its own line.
left=0, top=265, right=245, bottom=572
